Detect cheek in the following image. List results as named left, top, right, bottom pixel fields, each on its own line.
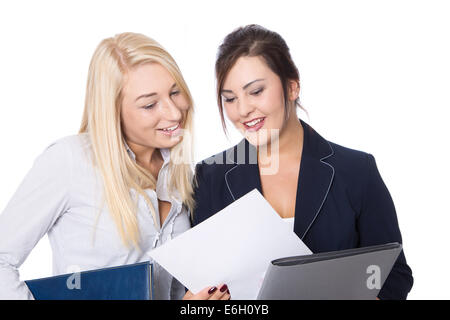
left=262, top=89, right=285, bottom=115
left=260, top=93, right=286, bottom=130
left=224, top=104, right=240, bottom=123
left=120, top=108, right=134, bottom=133
left=121, top=108, right=158, bottom=138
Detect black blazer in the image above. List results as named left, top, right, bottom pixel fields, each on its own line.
left=192, top=119, right=413, bottom=300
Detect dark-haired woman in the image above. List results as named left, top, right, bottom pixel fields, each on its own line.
left=193, top=25, right=413, bottom=300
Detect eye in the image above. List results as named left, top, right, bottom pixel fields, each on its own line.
left=170, top=90, right=180, bottom=97
left=223, top=96, right=236, bottom=103
left=251, top=87, right=264, bottom=96
left=143, top=102, right=156, bottom=110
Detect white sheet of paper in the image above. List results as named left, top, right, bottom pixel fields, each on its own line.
left=148, top=189, right=312, bottom=299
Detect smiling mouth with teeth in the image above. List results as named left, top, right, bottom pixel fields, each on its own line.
left=243, top=117, right=265, bottom=131
left=158, top=123, right=181, bottom=135
left=162, top=124, right=178, bottom=131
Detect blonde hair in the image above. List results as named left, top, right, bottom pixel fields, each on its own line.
left=79, top=32, right=195, bottom=248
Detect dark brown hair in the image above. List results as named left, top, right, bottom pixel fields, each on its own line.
left=215, top=24, right=304, bottom=131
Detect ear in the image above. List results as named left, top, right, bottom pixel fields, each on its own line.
left=287, top=79, right=300, bottom=102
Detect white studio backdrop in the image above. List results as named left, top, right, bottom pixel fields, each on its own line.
left=0, top=0, right=449, bottom=300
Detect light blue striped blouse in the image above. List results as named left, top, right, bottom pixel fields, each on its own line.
left=0, top=133, right=190, bottom=300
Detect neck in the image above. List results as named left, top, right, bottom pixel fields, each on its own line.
left=278, top=112, right=303, bottom=158
left=258, top=110, right=303, bottom=163
left=126, top=140, right=162, bottom=171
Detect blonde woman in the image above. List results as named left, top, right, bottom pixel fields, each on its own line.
left=0, top=32, right=229, bottom=300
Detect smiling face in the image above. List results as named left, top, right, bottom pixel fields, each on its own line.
left=221, top=56, right=298, bottom=147
left=120, top=62, right=190, bottom=151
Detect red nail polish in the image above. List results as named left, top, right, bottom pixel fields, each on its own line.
left=220, top=284, right=228, bottom=293
left=208, top=287, right=217, bottom=294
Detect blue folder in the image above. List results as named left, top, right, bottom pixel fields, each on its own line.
left=25, top=261, right=153, bottom=300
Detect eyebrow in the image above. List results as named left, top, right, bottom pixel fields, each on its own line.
left=135, top=83, right=178, bottom=102
left=221, top=78, right=265, bottom=94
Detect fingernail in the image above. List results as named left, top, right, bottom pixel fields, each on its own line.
left=208, top=287, right=217, bottom=294
left=220, top=284, right=228, bottom=293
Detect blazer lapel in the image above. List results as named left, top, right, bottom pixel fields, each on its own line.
left=224, top=120, right=335, bottom=241
left=224, top=139, right=262, bottom=201
left=295, top=120, right=335, bottom=240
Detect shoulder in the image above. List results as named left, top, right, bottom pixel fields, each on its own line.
left=195, top=145, right=239, bottom=179
left=328, top=141, right=372, bottom=168
left=37, top=133, right=93, bottom=168
left=301, top=120, right=374, bottom=176
left=46, top=133, right=90, bottom=150
left=326, top=140, right=381, bottom=193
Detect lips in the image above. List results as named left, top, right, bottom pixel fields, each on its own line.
left=158, top=123, right=181, bottom=136
left=243, top=117, right=265, bottom=132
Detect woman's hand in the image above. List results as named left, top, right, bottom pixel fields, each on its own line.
left=182, top=284, right=231, bottom=300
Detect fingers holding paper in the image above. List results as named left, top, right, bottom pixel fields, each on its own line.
left=182, top=284, right=231, bottom=300
left=210, top=284, right=231, bottom=300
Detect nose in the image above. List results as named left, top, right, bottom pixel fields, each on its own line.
left=236, top=97, right=254, bottom=118
left=162, top=97, right=182, bottom=122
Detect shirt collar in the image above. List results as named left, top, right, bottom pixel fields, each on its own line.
left=123, top=140, right=171, bottom=166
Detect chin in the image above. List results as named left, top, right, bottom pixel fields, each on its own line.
left=160, top=135, right=184, bottom=149
left=245, top=135, right=266, bottom=148
left=244, top=127, right=279, bottom=148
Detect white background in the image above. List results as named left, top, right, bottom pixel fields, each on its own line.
left=0, top=0, right=449, bottom=299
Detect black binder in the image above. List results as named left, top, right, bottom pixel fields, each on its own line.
left=257, top=243, right=402, bottom=300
